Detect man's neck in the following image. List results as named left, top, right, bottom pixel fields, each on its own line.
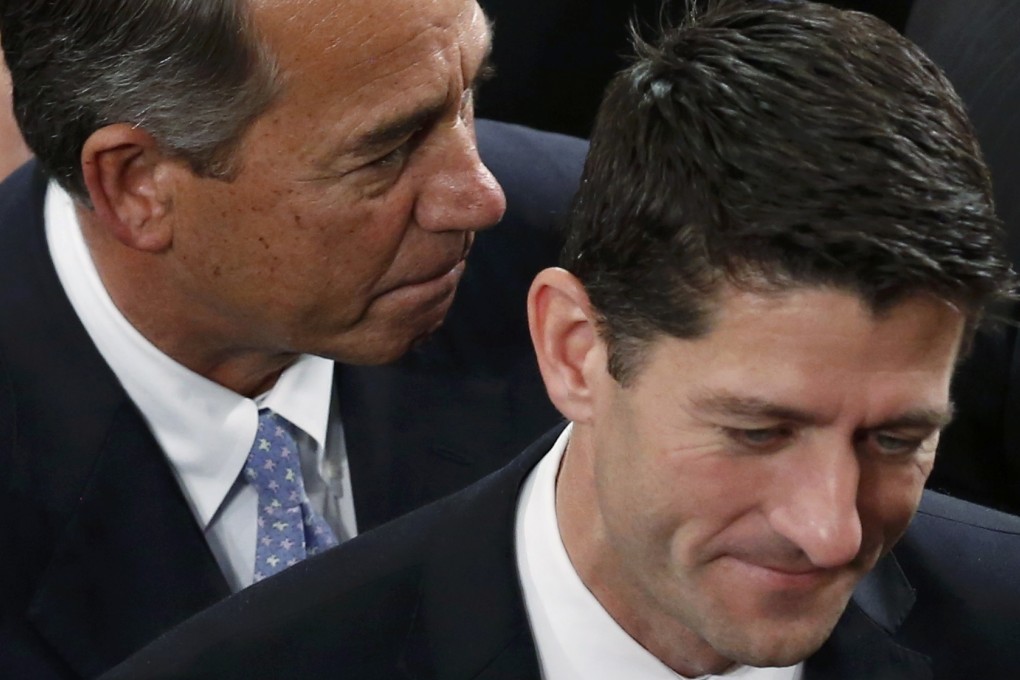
left=78, top=207, right=297, bottom=398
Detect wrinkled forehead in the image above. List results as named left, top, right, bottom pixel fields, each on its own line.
left=249, top=0, right=487, bottom=74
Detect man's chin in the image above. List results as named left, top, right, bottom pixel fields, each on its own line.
left=704, top=608, right=845, bottom=670
left=319, top=317, right=449, bottom=366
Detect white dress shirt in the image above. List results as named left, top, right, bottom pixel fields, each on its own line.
left=515, top=425, right=803, bottom=680
left=45, top=182, right=357, bottom=591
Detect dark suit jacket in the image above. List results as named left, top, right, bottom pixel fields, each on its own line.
left=101, top=424, right=1020, bottom=680
left=0, top=120, right=587, bottom=679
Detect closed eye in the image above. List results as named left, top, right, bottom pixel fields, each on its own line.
left=868, top=432, right=930, bottom=457
left=725, top=426, right=792, bottom=451
left=368, top=141, right=412, bottom=169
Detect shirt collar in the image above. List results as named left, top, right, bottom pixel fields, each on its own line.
left=45, top=181, right=334, bottom=528
left=515, top=424, right=802, bottom=680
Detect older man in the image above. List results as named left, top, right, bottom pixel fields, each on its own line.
left=0, top=0, right=582, bottom=677
left=104, top=2, right=1020, bottom=679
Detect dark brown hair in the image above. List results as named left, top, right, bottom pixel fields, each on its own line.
left=564, top=0, right=1014, bottom=382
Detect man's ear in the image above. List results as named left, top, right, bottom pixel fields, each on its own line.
left=528, top=267, right=606, bottom=424
left=80, top=123, right=174, bottom=252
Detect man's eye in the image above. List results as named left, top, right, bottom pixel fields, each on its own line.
left=727, top=427, right=789, bottom=449
left=872, top=433, right=925, bottom=456
left=370, top=142, right=411, bottom=169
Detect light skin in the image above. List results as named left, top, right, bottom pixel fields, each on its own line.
left=529, top=268, right=964, bottom=676
left=76, top=0, right=505, bottom=396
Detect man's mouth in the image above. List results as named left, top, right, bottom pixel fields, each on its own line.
left=388, top=235, right=474, bottom=292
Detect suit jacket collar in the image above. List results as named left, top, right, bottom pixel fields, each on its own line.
left=804, top=553, right=931, bottom=679
left=393, top=421, right=930, bottom=680
left=0, top=163, right=230, bottom=677
left=399, top=426, right=560, bottom=679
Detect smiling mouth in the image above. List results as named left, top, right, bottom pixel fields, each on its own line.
left=727, top=558, right=845, bottom=592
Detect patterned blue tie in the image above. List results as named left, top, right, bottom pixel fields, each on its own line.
left=243, top=409, right=338, bottom=583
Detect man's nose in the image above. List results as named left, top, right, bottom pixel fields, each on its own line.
left=766, top=443, right=864, bottom=569
left=414, top=119, right=507, bottom=233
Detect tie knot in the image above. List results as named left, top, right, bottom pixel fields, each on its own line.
left=244, top=410, right=305, bottom=508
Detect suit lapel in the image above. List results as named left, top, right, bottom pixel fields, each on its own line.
left=804, top=553, right=931, bottom=680
left=334, top=363, right=398, bottom=532
left=27, top=403, right=230, bottom=678
left=398, top=428, right=561, bottom=680
left=0, top=164, right=229, bottom=676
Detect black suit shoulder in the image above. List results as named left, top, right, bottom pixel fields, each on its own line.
left=893, top=492, right=1020, bottom=678
left=97, top=475, right=466, bottom=680
left=102, top=427, right=562, bottom=680
left=124, top=510, right=434, bottom=680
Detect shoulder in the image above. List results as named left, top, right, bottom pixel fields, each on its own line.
left=911, top=489, right=1020, bottom=540
left=101, top=501, right=440, bottom=679
left=460, top=120, right=586, bottom=297
left=0, top=160, right=45, bottom=226
left=891, top=492, right=1020, bottom=675
left=476, top=118, right=588, bottom=173
left=104, top=430, right=558, bottom=679
left=0, top=160, right=51, bottom=318
left=275, top=424, right=556, bottom=600
left=900, top=490, right=1020, bottom=590
left=475, top=119, right=587, bottom=216
left=898, top=490, right=1020, bottom=584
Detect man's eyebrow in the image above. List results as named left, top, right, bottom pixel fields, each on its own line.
left=351, top=100, right=447, bottom=156
left=693, top=392, right=955, bottom=430
left=693, top=393, right=817, bottom=424
left=873, top=404, right=956, bottom=431
left=349, top=32, right=494, bottom=157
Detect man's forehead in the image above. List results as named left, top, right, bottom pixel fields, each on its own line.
left=690, top=390, right=955, bottom=430
left=239, top=0, right=492, bottom=170
left=699, top=284, right=963, bottom=338
left=249, top=0, right=488, bottom=64
left=621, top=285, right=964, bottom=425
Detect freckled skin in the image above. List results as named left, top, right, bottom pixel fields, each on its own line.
left=82, top=0, right=505, bottom=395
left=557, top=286, right=965, bottom=676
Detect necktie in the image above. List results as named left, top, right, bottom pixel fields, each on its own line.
left=243, top=409, right=338, bottom=582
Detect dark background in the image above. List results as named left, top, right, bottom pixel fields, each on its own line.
left=476, top=1, right=915, bottom=138
left=476, top=0, right=1020, bottom=270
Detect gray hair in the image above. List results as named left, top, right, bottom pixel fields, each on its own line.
left=0, top=0, right=281, bottom=201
